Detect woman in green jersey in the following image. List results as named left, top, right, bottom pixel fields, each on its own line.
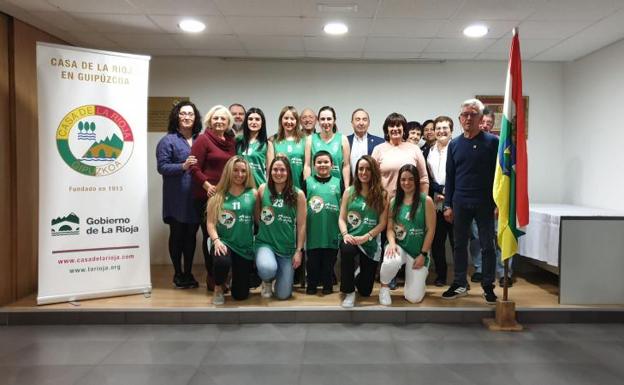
left=255, top=155, right=307, bottom=300
left=267, top=106, right=305, bottom=189
left=305, top=150, right=342, bottom=295
left=207, top=156, right=257, bottom=305
left=379, top=164, right=436, bottom=305
left=236, top=107, right=268, bottom=187
left=303, top=106, right=351, bottom=189
left=338, top=155, right=388, bottom=308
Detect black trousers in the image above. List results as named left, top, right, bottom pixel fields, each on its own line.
left=306, top=248, right=337, bottom=290
left=431, top=210, right=453, bottom=282
left=167, top=219, right=199, bottom=276
left=211, top=246, right=253, bottom=301
left=193, top=199, right=213, bottom=274
left=339, top=242, right=378, bottom=296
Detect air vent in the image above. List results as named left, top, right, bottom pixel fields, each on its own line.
left=317, top=3, right=358, bottom=13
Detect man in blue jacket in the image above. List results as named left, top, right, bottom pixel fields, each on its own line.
left=442, top=99, right=499, bottom=304
left=347, top=108, right=384, bottom=177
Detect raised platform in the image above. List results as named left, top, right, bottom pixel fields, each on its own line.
left=2, top=265, right=623, bottom=325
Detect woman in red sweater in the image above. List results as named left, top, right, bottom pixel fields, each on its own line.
left=190, top=104, right=236, bottom=290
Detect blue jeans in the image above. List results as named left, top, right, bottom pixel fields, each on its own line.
left=255, top=246, right=294, bottom=300
left=472, top=219, right=511, bottom=278
left=452, top=203, right=496, bottom=287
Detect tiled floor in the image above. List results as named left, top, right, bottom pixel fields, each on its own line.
left=1, top=323, right=623, bottom=385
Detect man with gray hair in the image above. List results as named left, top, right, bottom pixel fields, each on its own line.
left=442, top=99, right=500, bottom=304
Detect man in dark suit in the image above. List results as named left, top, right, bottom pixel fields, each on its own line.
left=347, top=108, right=384, bottom=177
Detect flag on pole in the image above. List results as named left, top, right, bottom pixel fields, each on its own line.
left=493, top=28, right=529, bottom=261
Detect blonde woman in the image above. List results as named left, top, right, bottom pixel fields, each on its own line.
left=206, top=156, right=257, bottom=305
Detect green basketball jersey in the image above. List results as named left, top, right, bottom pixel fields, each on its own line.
left=273, top=138, right=305, bottom=189
left=217, top=188, right=256, bottom=260
left=345, top=187, right=381, bottom=261
left=255, top=186, right=299, bottom=257
left=391, top=193, right=429, bottom=265
left=305, top=176, right=341, bottom=249
left=237, top=139, right=267, bottom=186
left=310, top=132, right=343, bottom=182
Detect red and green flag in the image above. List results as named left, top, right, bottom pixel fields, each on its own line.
left=493, top=28, right=529, bottom=261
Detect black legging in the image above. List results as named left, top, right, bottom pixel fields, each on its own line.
left=168, top=219, right=199, bottom=276
left=194, top=199, right=212, bottom=274
left=306, top=248, right=337, bottom=290
left=211, top=245, right=253, bottom=301
left=339, top=242, right=378, bottom=296
left=431, top=210, right=453, bottom=282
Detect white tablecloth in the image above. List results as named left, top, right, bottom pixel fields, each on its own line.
left=517, top=204, right=623, bottom=267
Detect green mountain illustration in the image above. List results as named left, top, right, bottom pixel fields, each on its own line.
left=51, top=212, right=79, bottom=226
left=82, top=133, right=124, bottom=159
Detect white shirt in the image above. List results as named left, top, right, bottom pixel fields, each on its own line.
left=350, top=133, right=368, bottom=176
left=427, top=143, right=449, bottom=185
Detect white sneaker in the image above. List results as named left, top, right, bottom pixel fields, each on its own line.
left=341, top=292, right=356, bottom=308
left=212, top=291, right=225, bottom=305
left=261, top=281, right=273, bottom=298
left=379, top=287, right=392, bottom=306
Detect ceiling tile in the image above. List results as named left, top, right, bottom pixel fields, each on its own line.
left=370, top=18, right=441, bottom=38
left=304, top=36, right=365, bottom=52
left=362, top=51, right=424, bottom=59
left=213, top=0, right=300, bottom=17
left=424, top=38, right=496, bottom=53
left=150, top=15, right=233, bottom=34
left=306, top=50, right=363, bottom=59
left=138, top=48, right=192, bottom=56
left=189, top=49, right=248, bottom=57
left=377, top=0, right=464, bottom=19
left=239, top=35, right=304, bottom=51
left=454, top=0, right=541, bottom=20
left=128, top=0, right=220, bottom=15
left=227, top=16, right=302, bottom=36
left=247, top=50, right=305, bottom=58
left=299, top=0, right=380, bottom=18
left=302, top=17, right=372, bottom=37
left=107, top=33, right=181, bottom=49
left=437, top=20, right=518, bottom=39
left=70, top=13, right=161, bottom=33
left=6, top=0, right=59, bottom=12
left=420, top=52, right=479, bottom=60
left=518, top=20, right=594, bottom=39
left=485, top=37, right=560, bottom=57
left=174, top=34, right=245, bottom=50
left=30, top=11, right=91, bottom=32
left=528, top=0, right=624, bottom=21
left=364, top=37, right=430, bottom=52
left=474, top=51, right=507, bottom=60
left=47, top=0, right=140, bottom=14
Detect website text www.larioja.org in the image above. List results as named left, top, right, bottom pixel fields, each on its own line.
left=57, top=254, right=135, bottom=274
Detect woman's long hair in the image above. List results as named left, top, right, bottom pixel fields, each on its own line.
left=237, top=107, right=267, bottom=153
left=207, top=156, right=255, bottom=223
left=275, top=106, right=303, bottom=142
left=350, top=155, right=386, bottom=215
left=167, top=100, right=202, bottom=136
left=392, top=164, right=421, bottom=221
left=267, top=155, right=297, bottom=207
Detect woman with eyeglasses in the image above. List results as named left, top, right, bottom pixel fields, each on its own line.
left=156, top=101, right=202, bottom=289
left=190, top=105, right=236, bottom=291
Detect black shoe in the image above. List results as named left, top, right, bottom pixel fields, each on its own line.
left=434, top=278, right=446, bottom=287
left=173, top=273, right=187, bottom=289
left=483, top=286, right=497, bottom=304
left=184, top=273, right=199, bottom=288
left=388, top=277, right=398, bottom=290
left=442, top=284, right=469, bottom=299
left=306, top=286, right=317, bottom=295
left=322, top=287, right=333, bottom=295
left=471, top=272, right=483, bottom=282
left=499, top=276, right=513, bottom=288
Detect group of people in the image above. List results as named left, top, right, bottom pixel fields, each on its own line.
left=156, top=98, right=503, bottom=307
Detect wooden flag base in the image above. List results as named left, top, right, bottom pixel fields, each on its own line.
left=482, top=300, right=523, bottom=331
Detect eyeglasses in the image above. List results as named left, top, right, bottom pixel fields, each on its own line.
left=179, top=112, right=195, bottom=117
left=459, top=112, right=479, bottom=119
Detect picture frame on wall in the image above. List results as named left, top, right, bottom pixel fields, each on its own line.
left=475, top=95, right=529, bottom=138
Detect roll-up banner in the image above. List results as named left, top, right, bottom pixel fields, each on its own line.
left=37, top=43, right=151, bottom=305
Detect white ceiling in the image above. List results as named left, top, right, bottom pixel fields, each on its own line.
left=2, top=0, right=624, bottom=61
